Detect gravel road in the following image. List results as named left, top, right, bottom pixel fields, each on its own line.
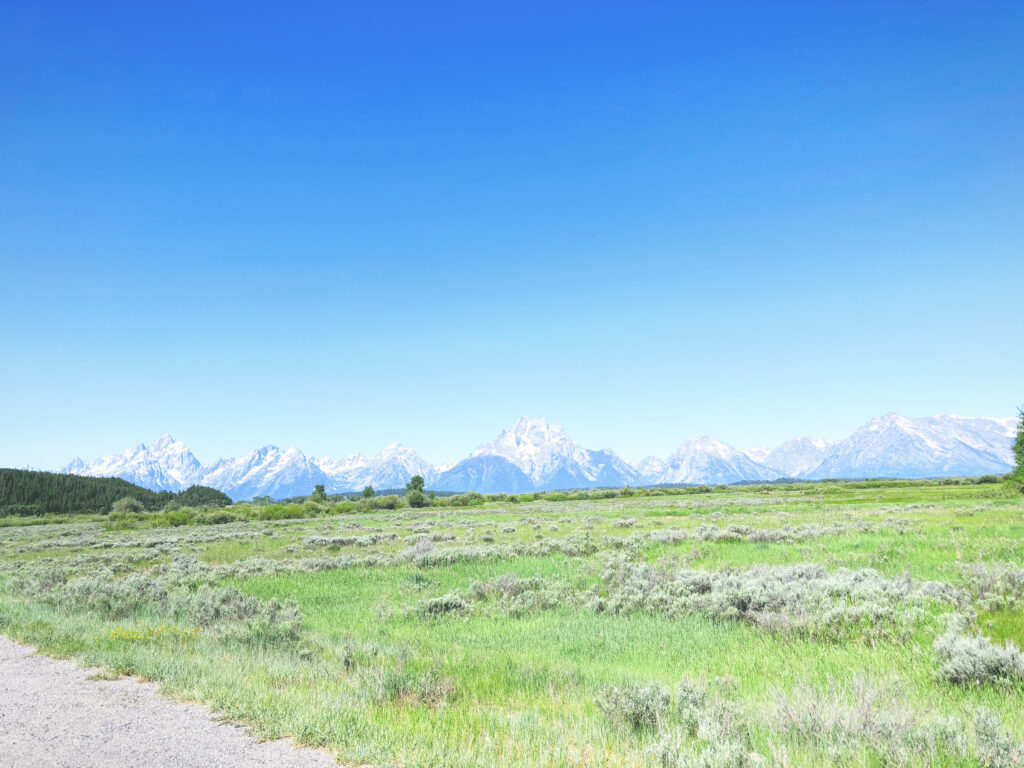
left=0, top=636, right=340, bottom=768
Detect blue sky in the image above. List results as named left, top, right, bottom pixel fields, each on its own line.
left=2, top=1, right=1022, bottom=469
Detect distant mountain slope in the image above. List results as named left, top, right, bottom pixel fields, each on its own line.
left=650, top=436, right=781, bottom=485
left=432, top=455, right=534, bottom=493
left=633, top=455, right=667, bottom=480
left=757, top=437, right=835, bottom=478
left=806, top=414, right=1016, bottom=479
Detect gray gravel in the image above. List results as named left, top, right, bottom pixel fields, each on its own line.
left=0, top=636, right=340, bottom=768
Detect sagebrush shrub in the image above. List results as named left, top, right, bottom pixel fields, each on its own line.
left=305, top=532, right=397, bottom=548
left=961, top=563, right=1024, bottom=612
left=417, top=593, right=468, bottom=617
left=596, top=683, right=671, bottom=732
left=974, top=707, right=1024, bottom=768
left=934, top=623, right=1024, bottom=686
left=674, top=679, right=707, bottom=736
left=363, top=661, right=455, bottom=707
left=659, top=738, right=763, bottom=768
left=465, top=574, right=567, bottom=617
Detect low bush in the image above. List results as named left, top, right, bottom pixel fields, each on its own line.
left=417, top=593, right=468, bottom=617
left=596, top=683, right=671, bottom=732
left=362, top=661, right=455, bottom=707
left=934, top=622, right=1024, bottom=686
left=111, top=496, right=145, bottom=515
left=373, top=495, right=401, bottom=510
left=256, top=504, right=306, bottom=521
left=447, top=492, right=484, bottom=507
left=406, top=490, right=430, bottom=508
left=155, top=507, right=195, bottom=527
left=194, top=509, right=244, bottom=525
left=961, top=563, right=1024, bottom=612
left=304, top=532, right=397, bottom=548
left=467, top=574, right=568, bottom=617
left=104, top=509, right=144, bottom=530
left=599, top=678, right=758, bottom=767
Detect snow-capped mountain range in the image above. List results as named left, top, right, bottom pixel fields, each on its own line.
left=458, top=419, right=644, bottom=491
left=51, top=414, right=1018, bottom=499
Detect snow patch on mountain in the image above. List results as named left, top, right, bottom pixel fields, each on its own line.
left=744, top=447, right=771, bottom=464
left=650, top=436, right=781, bottom=485
left=433, top=455, right=534, bottom=493
left=755, top=437, right=835, bottom=478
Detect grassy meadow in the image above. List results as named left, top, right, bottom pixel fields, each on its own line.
left=1, top=481, right=1023, bottom=767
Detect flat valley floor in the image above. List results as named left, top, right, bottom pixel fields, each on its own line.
left=1, top=481, right=1022, bottom=767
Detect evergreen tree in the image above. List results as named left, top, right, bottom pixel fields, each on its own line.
left=1013, top=406, right=1024, bottom=482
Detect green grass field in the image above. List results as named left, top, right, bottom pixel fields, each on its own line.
left=2, top=481, right=1023, bottom=767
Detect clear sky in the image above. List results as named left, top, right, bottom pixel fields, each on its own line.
left=2, top=1, right=1022, bottom=469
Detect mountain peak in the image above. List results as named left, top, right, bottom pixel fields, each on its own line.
left=378, top=442, right=415, bottom=458
left=869, top=412, right=912, bottom=428
left=467, top=417, right=640, bottom=489
left=674, top=435, right=737, bottom=458
left=507, top=417, right=567, bottom=444
left=514, top=416, right=550, bottom=428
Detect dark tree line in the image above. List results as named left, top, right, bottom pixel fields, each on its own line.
left=0, top=469, right=230, bottom=517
